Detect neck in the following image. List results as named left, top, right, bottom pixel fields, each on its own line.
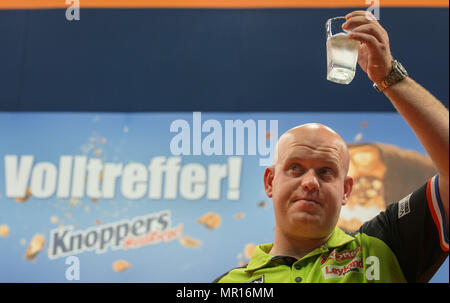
left=270, top=228, right=332, bottom=260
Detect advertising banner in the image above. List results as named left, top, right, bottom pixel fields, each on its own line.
left=0, top=112, right=447, bottom=282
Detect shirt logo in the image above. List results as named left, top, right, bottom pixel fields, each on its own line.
left=322, top=258, right=363, bottom=279
left=398, top=193, right=412, bottom=219
left=321, top=246, right=362, bottom=265
left=247, top=275, right=265, bottom=283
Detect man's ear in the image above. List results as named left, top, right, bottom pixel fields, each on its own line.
left=342, top=176, right=353, bottom=206
left=264, top=167, right=275, bottom=198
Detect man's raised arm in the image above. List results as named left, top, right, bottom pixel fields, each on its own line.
left=343, top=11, right=449, bottom=230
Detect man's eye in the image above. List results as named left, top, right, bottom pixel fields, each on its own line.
left=289, top=164, right=301, bottom=171
left=287, top=163, right=300, bottom=175
left=318, top=167, right=334, bottom=177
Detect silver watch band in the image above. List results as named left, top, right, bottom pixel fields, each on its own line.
left=373, top=60, right=408, bottom=92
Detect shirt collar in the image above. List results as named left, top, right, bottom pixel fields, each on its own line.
left=326, top=226, right=355, bottom=248
left=245, top=243, right=273, bottom=272
left=245, top=227, right=355, bottom=272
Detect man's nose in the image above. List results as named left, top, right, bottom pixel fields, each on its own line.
left=301, top=169, right=319, bottom=192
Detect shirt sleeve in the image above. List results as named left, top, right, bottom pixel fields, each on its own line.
left=357, top=174, right=449, bottom=282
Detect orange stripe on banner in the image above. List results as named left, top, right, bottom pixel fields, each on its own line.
left=0, top=0, right=448, bottom=9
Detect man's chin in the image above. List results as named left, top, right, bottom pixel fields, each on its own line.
left=290, top=211, right=321, bottom=224
left=287, top=214, right=332, bottom=237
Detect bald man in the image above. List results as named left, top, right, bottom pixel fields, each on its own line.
left=214, top=11, right=448, bottom=283
left=267, top=123, right=353, bottom=260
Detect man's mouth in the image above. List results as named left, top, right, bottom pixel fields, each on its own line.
left=292, top=198, right=320, bottom=205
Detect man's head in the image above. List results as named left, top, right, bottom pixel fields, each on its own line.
left=264, top=123, right=353, bottom=240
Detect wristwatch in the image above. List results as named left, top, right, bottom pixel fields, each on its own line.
left=373, top=59, right=408, bottom=92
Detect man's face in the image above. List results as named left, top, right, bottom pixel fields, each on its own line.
left=264, top=124, right=353, bottom=240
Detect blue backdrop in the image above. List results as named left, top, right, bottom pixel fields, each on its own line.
left=0, top=6, right=448, bottom=283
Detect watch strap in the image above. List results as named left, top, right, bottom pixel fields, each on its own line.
left=373, top=59, right=408, bottom=92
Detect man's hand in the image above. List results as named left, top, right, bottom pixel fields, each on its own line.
left=342, top=11, right=392, bottom=83
left=342, top=11, right=449, bottom=232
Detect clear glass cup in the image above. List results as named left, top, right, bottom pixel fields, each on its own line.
left=325, top=16, right=360, bottom=85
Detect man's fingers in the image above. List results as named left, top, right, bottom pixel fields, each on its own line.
left=347, top=31, right=380, bottom=52
left=348, top=24, right=386, bottom=45
left=343, top=14, right=389, bottom=44
left=343, top=15, right=385, bottom=34
left=348, top=31, right=391, bottom=62
left=345, top=10, right=376, bottom=20
left=343, top=15, right=379, bottom=29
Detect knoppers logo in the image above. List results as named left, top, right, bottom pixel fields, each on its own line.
left=48, top=210, right=182, bottom=259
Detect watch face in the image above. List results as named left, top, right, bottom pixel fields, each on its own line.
left=396, top=61, right=408, bottom=76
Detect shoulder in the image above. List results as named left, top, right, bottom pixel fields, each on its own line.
left=212, top=264, right=248, bottom=283
left=213, top=242, right=274, bottom=283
